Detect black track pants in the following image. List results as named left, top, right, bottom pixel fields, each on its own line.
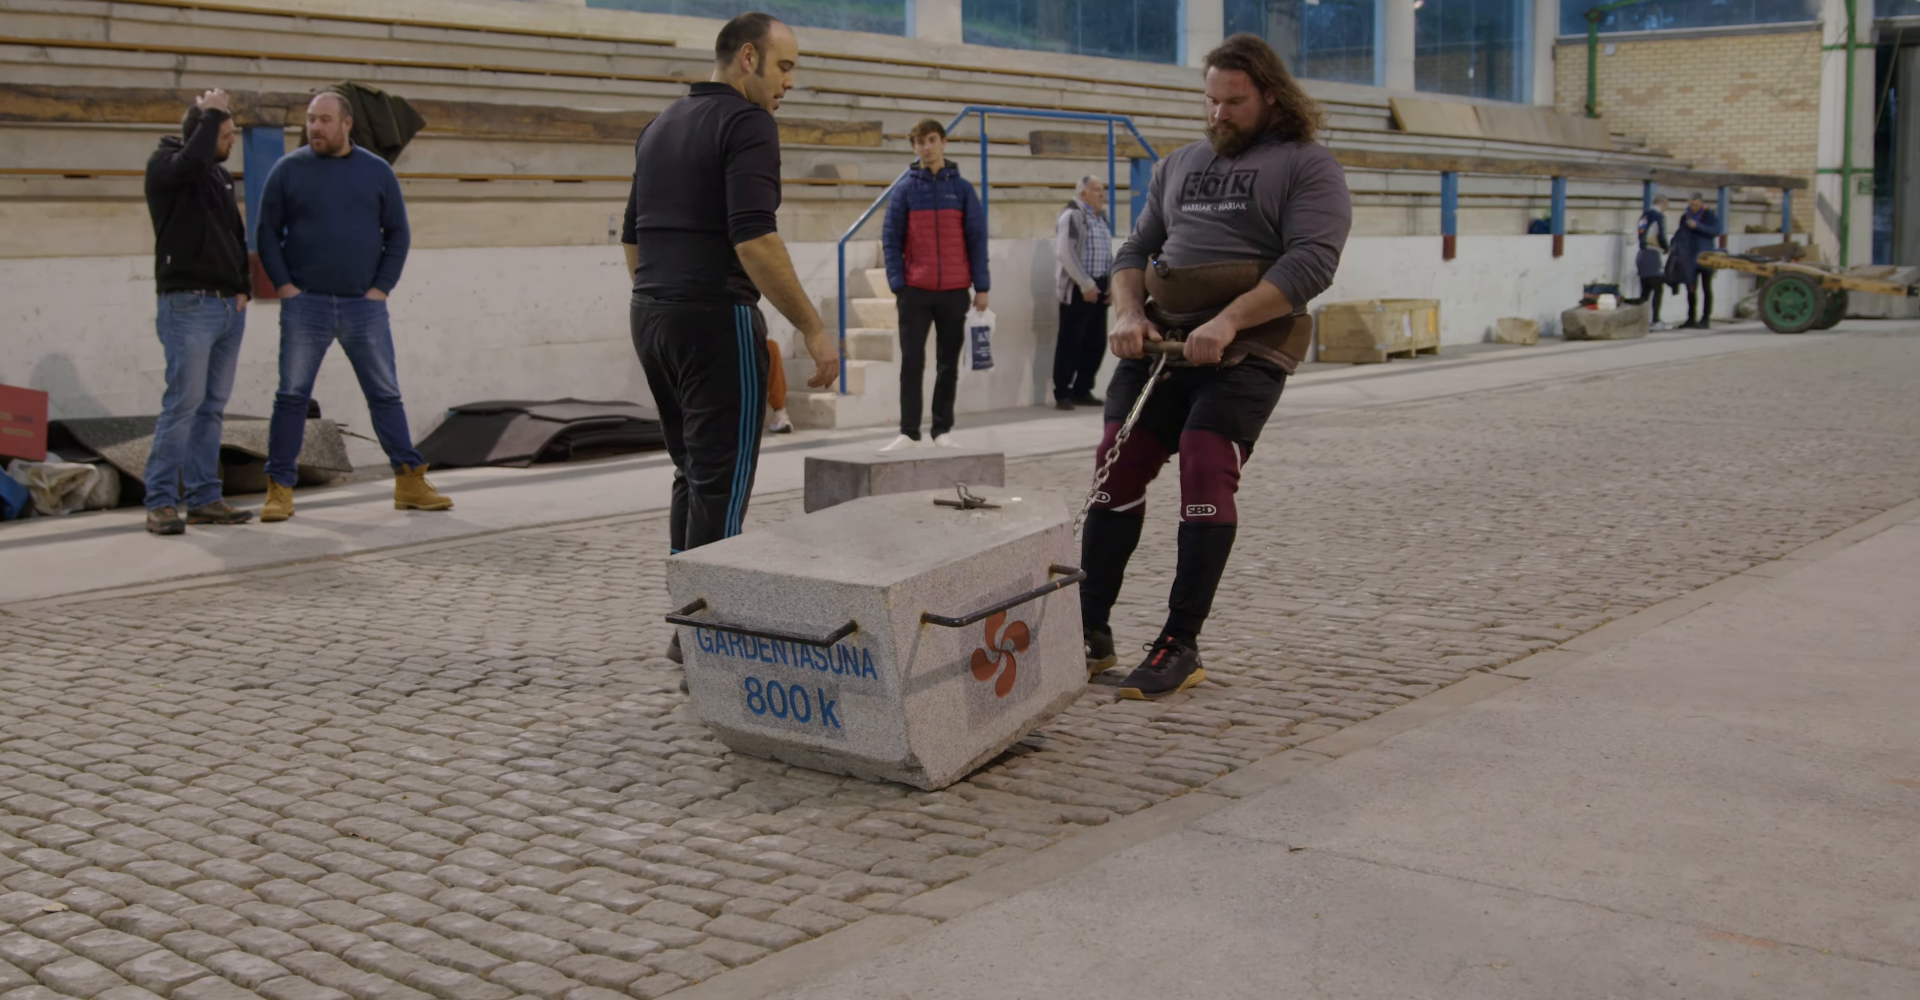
left=631, top=294, right=768, bottom=553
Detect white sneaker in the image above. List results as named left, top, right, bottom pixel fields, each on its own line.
left=879, top=434, right=917, bottom=452
left=932, top=433, right=959, bottom=448
left=766, top=408, right=793, bottom=434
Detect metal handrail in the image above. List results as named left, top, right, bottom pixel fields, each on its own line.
left=832, top=105, right=1161, bottom=394
left=920, top=564, right=1087, bottom=629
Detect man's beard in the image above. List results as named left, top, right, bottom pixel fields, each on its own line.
left=1207, top=106, right=1274, bottom=157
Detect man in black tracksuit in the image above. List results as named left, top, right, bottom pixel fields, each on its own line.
left=621, top=12, right=838, bottom=661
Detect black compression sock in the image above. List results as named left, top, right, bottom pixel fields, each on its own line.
left=1165, top=521, right=1237, bottom=640
left=1080, top=508, right=1144, bottom=632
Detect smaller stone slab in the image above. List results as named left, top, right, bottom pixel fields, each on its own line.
left=803, top=447, right=1005, bottom=513
left=1561, top=304, right=1649, bottom=340
left=1493, top=317, right=1539, bottom=345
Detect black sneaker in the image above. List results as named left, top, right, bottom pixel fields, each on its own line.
left=1116, top=636, right=1205, bottom=701
left=145, top=506, right=185, bottom=535
left=187, top=500, right=254, bottom=525
left=667, top=634, right=683, bottom=664
left=1072, top=395, right=1104, bottom=407
left=1054, top=399, right=1075, bottom=411
left=1085, top=627, right=1117, bottom=679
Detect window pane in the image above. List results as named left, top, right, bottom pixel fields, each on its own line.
left=1880, top=0, right=1920, bottom=16
left=962, top=0, right=1181, bottom=65
left=1417, top=0, right=1525, bottom=101
left=585, top=0, right=907, bottom=36
left=1224, top=0, right=1378, bottom=85
left=1557, top=0, right=1818, bottom=36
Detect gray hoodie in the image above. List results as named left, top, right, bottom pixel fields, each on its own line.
left=1114, top=131, right=1350, bottom=311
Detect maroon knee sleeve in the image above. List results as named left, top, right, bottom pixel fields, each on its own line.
left=1088, top=421, right=1170, bottom=512
left=1177, top=429, right=1245, bottom=523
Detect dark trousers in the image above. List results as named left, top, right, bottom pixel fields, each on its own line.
left=1685, top=269, right=1715, bottom=324
left=1053, top=275, right=1109, bottom=401
left=631, top=295, right=768, bottom=553
left=896, top=286, right=967, bottom=439
left=1629, top=277, right=1663, bottom=323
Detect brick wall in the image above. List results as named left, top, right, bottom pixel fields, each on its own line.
left=1554, top=27, right=1821, bottom=233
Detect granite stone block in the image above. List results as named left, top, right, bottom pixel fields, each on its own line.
left=667, top=488, right=1081, bottom=790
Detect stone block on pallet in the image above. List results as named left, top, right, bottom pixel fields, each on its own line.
left=666, top=488, right=1081, bottom=790
left=803, top=448, right=1005, bottom=513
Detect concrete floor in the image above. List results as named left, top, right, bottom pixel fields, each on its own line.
left=763, top=518, right=1920, bottom=1000
left=2, top=322, right=1799, bottom=605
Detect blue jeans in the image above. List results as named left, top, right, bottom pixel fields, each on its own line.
left=144, top=292, right=246, bottom=511
left=266, top=292, right=422, bottom=486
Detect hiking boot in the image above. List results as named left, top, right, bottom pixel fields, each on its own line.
left=260, top=483, right=294, bottom=522
left=1085, top=627, right=1117, bottom=679
left=145, top=506, right=186, bottom=535
left=187, top=500, right=254, bottom=525
left=394, top=464, right=453, bottom=511
left=1116, top=635, right=1206, bottom=701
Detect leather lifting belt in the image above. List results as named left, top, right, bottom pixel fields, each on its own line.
left=1144, top=257, right=1313, bottom=373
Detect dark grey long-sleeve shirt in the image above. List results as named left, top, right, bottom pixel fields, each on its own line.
left=1114, top=132, right=1350, bottom=310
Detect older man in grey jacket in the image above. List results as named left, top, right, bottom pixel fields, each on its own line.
left=1052, top=175, right=1112, bottom=410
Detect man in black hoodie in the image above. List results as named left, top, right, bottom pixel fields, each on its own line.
left=141, top=88, right=254, bottom=535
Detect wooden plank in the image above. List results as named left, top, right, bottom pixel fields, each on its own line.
left=1388, top=97, right=1483, bottom=139
left=0, top=84, right=881, bottom=148
left=1027, top=130, right=1164, bottom=159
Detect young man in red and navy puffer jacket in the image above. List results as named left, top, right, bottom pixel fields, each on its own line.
left=878, top=118, right=990, bottom=450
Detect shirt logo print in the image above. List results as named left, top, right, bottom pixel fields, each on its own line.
left=1181, top=169, right=1257, bottom=202
left=969, top=611, right=1030, bottom=699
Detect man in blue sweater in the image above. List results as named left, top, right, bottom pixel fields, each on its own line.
left=254, top=92, right=449, bottom=521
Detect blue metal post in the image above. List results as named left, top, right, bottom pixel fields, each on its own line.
left=240, top=127, right=283, bottom=250
left=1106, top=121, right=1117, bottom=236
left=1550, top=176, right=1567, bottom=258
left=1130, top=158, right=1152, bottom=233
left=1716, top=185, right=1729, bottom=249
left=1780, top=189, right=1792, bottom=239
left=978, top=112, right=988, bottom=220
left=1440, top=171, right=1458, bottom=261
left=836, top=241, right=847, bottom=394
left=1641, top=180, right=1654, bottom=213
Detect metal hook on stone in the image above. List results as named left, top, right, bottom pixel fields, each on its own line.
left=933, top=483, right=999, bottom=510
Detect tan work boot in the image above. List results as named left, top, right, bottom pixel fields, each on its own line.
left=394, top=464, right=453, bottom=511
left=260, top=483, right=294, bottom=523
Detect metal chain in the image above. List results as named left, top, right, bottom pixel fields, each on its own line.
left=1074, top=351, right=1170, bottom=536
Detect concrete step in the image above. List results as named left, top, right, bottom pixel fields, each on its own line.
left=847, top=328, right=896, bottom=361
left=845, top=297, right=900, bottom=330
left=849, top=268, right=894, bottom=299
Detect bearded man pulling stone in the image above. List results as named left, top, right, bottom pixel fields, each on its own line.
left=1081, top=33, right=1351, bottom=700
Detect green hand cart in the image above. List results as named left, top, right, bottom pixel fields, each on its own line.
left=1698, top=251, right=1920, bottom=334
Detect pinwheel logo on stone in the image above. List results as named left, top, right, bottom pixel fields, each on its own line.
left=970, top=611, right=1030, bottom=698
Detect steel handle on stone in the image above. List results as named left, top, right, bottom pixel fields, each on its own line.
left=1142, top=340, right=1188, bottom=355
left=666, top=598, right=858, bottom=648
left=919, top=564, right=1087, bottom=628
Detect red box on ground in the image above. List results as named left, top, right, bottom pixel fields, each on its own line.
left=0, top=384, right=49, bottom=462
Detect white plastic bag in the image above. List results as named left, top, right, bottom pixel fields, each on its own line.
left=4, top=459, right=108, bottom=516
left=967, top=308, right=995, bottom=371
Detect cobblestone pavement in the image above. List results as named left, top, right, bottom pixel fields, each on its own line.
left=5, top=333, right=1920, bottom=1000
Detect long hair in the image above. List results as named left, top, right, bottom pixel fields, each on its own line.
left=1202, top=33, right=1323, bottom=145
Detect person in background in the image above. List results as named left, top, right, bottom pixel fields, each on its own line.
left=139, top=88, right=255, bottom=535
left=1052, top=175, right=1112, bottom=410
left=254, top=91, right=451, bottom=522
left=879, top=118, right=990, bottom=451
left=1666, top=191, right=1722, bottom=330
left=1630, top=195, right=1669, bottom=331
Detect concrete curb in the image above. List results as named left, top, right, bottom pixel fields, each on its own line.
left=666, top=490, right=1920, bottom=1000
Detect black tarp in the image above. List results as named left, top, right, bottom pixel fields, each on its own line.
left=416, top=399, right=665, bottom=469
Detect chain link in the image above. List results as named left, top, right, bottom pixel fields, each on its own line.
left=1075, top=351, right=1170, bottom=535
